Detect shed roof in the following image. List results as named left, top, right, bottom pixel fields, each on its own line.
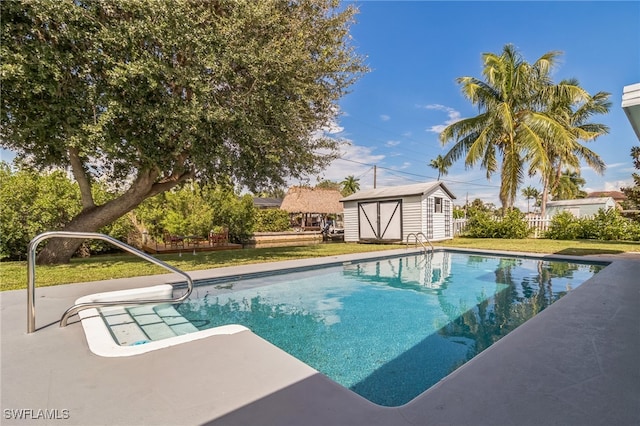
left=547, top=197, right=614, bottom=207
left=280, top=187, right=343, bottom=214
left=340, top=181, right=456, bottom=202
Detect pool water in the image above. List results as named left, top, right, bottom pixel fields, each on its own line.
left=176, top=252, right=603, bottom=406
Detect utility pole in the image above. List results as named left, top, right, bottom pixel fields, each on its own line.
left=373, top=165, right=377, bottom=189
left=465, top=192, right=469, bottom=218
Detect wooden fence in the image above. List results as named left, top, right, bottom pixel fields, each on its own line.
left=453, top=216, right=551, bottom=238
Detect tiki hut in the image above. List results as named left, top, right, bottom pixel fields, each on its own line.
left=280, top=187, right=344, bottom=230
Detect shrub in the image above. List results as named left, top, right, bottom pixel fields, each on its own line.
left=465, top=210, right=530, bottom=239
left=545, top=211, right=582, bottom=240
left=588, top=209, right=639, bottom=241
left=0, top=164, right=81, bottom=260
left=465, top=211, right=498, bottom=238
left=498, top=210, right=531, bottom=238
left=546, top=209, right=640, bottom=241
left=255, top=209, right=291, bottom=232
left=0, top=163, right=138, bottom=259
left=134, top=184, right=257, bottom=244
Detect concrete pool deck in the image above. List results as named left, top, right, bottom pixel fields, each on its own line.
left=1, top=247, right=639, bottom=425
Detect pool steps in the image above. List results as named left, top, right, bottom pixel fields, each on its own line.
left=101, top=304, right=199, bottom=345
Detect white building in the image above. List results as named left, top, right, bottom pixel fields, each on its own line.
left=546, top=197, right=616, bottom=218
left=622, top=83, right=640, bottom=141
left=340, top=182, right=456, bottom=243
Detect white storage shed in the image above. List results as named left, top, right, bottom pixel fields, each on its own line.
left=340, top=182, right=456, bottom=243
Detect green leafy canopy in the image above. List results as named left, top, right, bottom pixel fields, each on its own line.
left=1, top=0, right=367, bottom=263
left=1, top=0, right=366, bottom=191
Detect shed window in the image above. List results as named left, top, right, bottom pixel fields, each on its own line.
left=434, top=197, right=443, bottom=213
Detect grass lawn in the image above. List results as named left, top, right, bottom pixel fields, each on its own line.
left=437, top=237, right=640, bottom=256
left=2, top=238, right=639, bottom=291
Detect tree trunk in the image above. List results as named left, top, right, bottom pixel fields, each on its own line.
left=36, top=169, right=187, bottom=265
left=35, top=209, right=112, bottom=265
left=540, top=177, right=549, bottom=218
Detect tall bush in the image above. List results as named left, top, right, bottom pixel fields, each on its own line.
left=134, top=184, right=256, bottom=244
left=585, top=209, right=640, bottom=241
left=255, top=209, right=292, bottom=232
left=0, top=163, right=134, bottom=259
left=203, top=186, right=256, bottom=244
left=464, top=210, right=530, bottom=239
left=0, top=164, right=80, bottom=260
left=545, top=211, right=582, bottom=240
left=545, top=209, right=640, bottom=241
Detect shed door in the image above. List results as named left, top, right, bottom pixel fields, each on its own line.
left=358, top=200, right=402, bottom=241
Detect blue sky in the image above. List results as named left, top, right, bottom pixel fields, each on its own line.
left=315, top=0, right=640, bottom=209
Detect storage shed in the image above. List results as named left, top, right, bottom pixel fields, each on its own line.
left=340, top=182, right=456, bottom=243
left=546, top=197, right=616, bottom=218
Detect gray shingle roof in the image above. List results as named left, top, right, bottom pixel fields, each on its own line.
left=546, top=197, right=613, bottom=207
left=340, top=181, right=456, bottom=202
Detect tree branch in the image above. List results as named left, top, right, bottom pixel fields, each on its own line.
left=148, top=170, right=194, bottom=198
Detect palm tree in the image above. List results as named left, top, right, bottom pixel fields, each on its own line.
left=551, top=169, right=587, bottom=200
left=531, top=79, right=609, bottom=215
left=521, top=186, right=540, bottom=213
left=340, top=175, right=360, bottom=196
left=428, top=155, right=451, bottom=180
left=440, top=44, right=590, bottom=211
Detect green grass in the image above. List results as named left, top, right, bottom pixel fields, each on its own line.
left=437, top=237, right=640, bottom=256
left=0, top=243, right=403, bottom=291
left=2, top=238, right=638, bottom=291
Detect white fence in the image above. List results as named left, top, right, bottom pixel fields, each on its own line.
left=453, top=216, right=551, bottom=238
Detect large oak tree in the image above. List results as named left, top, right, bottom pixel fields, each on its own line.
left=1, top=0, right=366, bottom=263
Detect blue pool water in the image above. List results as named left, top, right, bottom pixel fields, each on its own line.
left=171, top=252, right=604, bottom=406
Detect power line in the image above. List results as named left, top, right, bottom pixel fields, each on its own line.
left=335, top=157, right=500, bottom=188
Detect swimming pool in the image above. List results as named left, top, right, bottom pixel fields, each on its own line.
left=125, top=250, right=603, bottom=407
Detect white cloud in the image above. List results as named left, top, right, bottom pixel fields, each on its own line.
left=605, top=162, right=628, bottom=169
left=385, top=140, right=401, bottom=147
left=422, top=104, right=462, bottom=134
left=380, top=114, right=391, bottom=121
left=603, top=180, right=633, bottom=191
left=306, top=143, right=386, bottom=187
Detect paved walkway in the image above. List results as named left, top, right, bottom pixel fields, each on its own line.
left=1, top=248, right=639, bottom=425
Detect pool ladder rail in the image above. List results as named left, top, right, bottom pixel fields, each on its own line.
left=27, top=231, right=194, bottom=334
left=405, top=232, right=434, bottom=255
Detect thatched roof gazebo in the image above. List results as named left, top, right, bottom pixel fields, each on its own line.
left=280, top=187, right=343, bottom=230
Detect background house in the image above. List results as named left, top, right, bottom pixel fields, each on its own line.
left=252, top=197, right=282, bottom=209
left=340, top=181, right=456, bottom=243
left=586, top=191, right=626, bottom=209
left=546, top=197, right=616, bottom=218
left=279, top=187, right=344, bottom=230
left=622, top=82, right=640, bottom=140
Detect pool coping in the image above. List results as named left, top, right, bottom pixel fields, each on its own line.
left=1, top=247, right=639, bottom=425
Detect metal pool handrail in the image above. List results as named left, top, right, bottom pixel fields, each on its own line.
left=27, top=231, right=194, bottom=333
left=406, top=232, right=434, bottom=254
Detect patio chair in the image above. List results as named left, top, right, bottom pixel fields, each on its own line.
left=163, top=232, right=184, bottom=248
left=209, top=228, right=229, bottom=246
